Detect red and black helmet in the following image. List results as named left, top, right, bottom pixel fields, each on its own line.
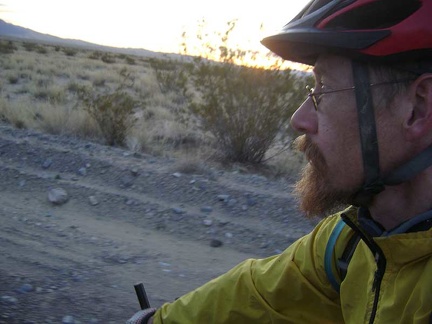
left=261, top=0, right=432, bottom=65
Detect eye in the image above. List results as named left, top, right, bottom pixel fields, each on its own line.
left=318, top=81, right=331, bottom=91
left=314, top=81, right=327, bottom=102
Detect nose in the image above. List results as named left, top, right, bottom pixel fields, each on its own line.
left=290, top=98, right=318, bottom=134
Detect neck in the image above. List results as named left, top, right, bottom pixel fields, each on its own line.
left=369, top=169, right=432, bottom=230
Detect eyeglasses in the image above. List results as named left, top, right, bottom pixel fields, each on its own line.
left=306, top=79, right=415, bottom=111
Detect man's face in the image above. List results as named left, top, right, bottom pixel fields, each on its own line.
left=290, top=55, right=364, bottom=217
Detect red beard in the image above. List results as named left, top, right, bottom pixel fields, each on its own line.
left=294, top=135, right=354, bottom=218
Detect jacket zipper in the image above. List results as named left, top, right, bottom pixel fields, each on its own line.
left=341, top=214, right=387, bottom=324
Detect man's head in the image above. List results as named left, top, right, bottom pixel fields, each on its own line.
left=290, top=55, right=432, bottom=217
left=261, top=0, right=432, bottom=217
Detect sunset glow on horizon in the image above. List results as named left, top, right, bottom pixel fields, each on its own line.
left=0, top=0, right=311, bottom=67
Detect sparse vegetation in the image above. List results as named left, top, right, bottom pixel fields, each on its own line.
left=0, top=35, right=309, bottom=177
left=78, top=70, right=140, bottom=146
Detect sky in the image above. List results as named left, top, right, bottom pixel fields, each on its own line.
left=0, top=0, right=310, bottom=61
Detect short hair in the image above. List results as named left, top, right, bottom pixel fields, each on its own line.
left=369, top=60, right=432, bottom=108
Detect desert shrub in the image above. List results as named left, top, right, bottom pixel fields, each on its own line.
left=181, top=20, right=309, bottom=164
left=22, top=42, right=38, bottom=52
left=101, top=53, right=116, bottom=64
left=149, top=58, right=188, bottom=97
left=34, top=103, right=101, bottom=138
left=79, top=72, right=140, bottom=146
left=189, top=62, right=307, bottom=163
left=124, top=56, right=136, bottom=65
left=62, top=47, right=78, bottom=57
left=0, top=40, right=16, bottom=54
left=0, top=98, right=35, bottom=129
left=36, top=46, right=48, bottom=54
left=88, top=51, right=102, bottom=60
left=7, top=74, right=19, bottom=84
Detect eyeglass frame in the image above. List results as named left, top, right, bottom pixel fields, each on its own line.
left=306, top=79, right=416, bottom=111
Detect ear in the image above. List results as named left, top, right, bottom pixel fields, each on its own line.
left=404, top=74, right=432, bottom=142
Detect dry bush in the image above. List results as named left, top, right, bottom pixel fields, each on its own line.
left=78, top=71, right=141, bottom=146
left=0, top=97, right=101, bottom=138
left=81, top=89, right=137, bottom=146
left=128, top=104, right=201, bottom=156
left=33, top=103, right=101, bottom=138
left=0, top=98, right=35, bottom=129
left=178, top=20, right=311, bottom=164
left=186, top=61, right=308, bottom=164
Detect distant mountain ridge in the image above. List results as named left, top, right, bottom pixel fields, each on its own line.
left=0, top=19, right=174, bottom=59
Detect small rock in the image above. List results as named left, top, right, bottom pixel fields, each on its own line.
left=42, top=159, right=53, bottom=169
left=89, top=196, right=99, bottom=206
left=172, top=207, right=185, bottom=215
left=172, top=172, right=182, bottom=178
left=200, top=206, right=213, bottom=213
left=227, top=199, right=237, bottom=207
left=210, top=239, right=223, bottom=248
left=18, top=180, right=26, bottom=187
left=131, top=168, right=139, bottom=176
left=217, top=195, right=230, bottom=202
left=203, top=219, right=213, bottom=226
left=246, top=197, right=257, bottom=206
left=225, top=232, right=233, bottom=238
left=62, top=315, right=75, bottom=324
left=48, top=188, right=69, bottom=205
left=120, top=174, right=135, bottom=188
left=18, top=283, right=33, bottom=293
left=159, top=262, right=171, bottom=267
left=77, top=167, right=87, bottom=176
left=1, top=295, right=18, bottom=305
left=125, top=199, right=136, bottom=206
left=260, top=242, right=269, bottom=249
left=218, top=220, right=229, bottom=226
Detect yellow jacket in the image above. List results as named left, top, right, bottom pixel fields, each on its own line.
left=153, top=207, right=432, bottom=323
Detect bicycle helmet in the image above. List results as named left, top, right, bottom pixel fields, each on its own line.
left=261, top=0, right=432, bottom=65
left=261, top=0, right=432, bottom=206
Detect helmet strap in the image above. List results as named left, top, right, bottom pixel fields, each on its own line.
left=351, top=61, right=385, bottom=206
left=383, top=145, right=432, bottom=185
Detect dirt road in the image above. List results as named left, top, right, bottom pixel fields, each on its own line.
left=0, top=123, right=315, bottom=323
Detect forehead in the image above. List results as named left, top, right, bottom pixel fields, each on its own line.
left=313, top=55, right=352, bottom=80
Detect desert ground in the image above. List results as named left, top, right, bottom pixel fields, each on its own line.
left=0, top=123, right=317, bottom=323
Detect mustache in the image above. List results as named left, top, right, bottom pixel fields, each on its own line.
left=293, top=135, right=325, bottom=165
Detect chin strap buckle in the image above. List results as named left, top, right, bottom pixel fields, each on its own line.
left=352, top=180, right=385, bottom=207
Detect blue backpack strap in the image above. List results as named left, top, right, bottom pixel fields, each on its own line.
left=324, top=219, right=346, bottom=292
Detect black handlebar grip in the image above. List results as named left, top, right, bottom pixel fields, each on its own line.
left=134, top=282, right=151, bottom=310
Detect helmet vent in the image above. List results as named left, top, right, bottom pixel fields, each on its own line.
left=324, top=0, right=421, bottom=30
